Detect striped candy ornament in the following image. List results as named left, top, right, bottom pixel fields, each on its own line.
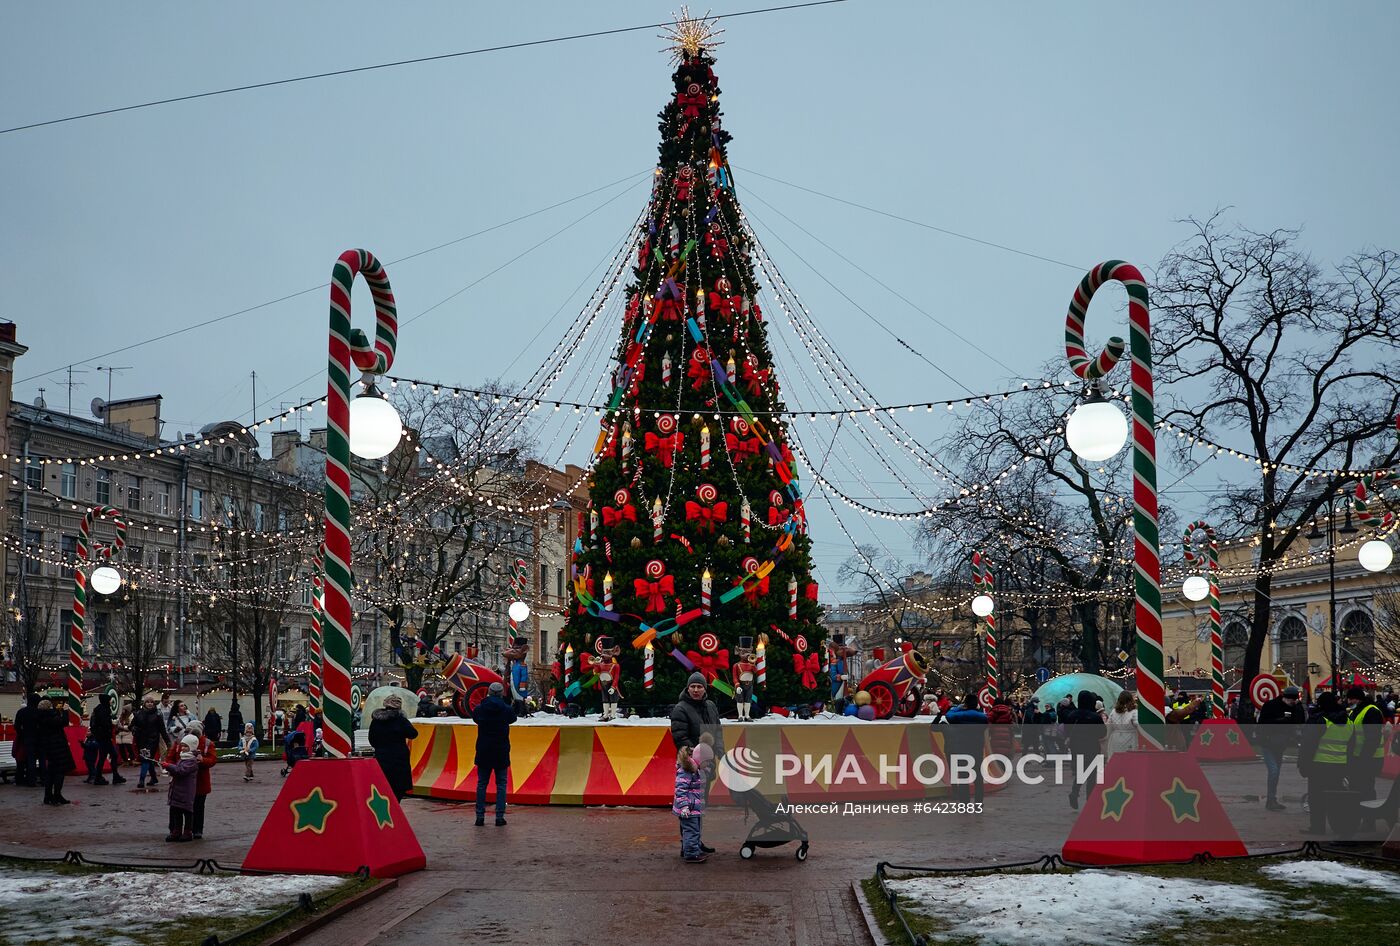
left=322, top=249, right=397, bottom=758
left=67, top=506, right=128, bottom=722
left=1065, top=261, right=1164, bottom=739
left=307, top=542, right=325, bottom=715
left=972, top=550, right=997, bottom=700
left=644, top=643, right=654, bottom=690
left=507, top=557, right=528, bottom=638
left=1183, top=521, right=1223, bottom=718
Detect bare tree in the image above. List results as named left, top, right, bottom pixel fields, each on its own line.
left=357, top=384, right=537, bottom=690
left=1153, top=215, right=1400, bottom=704
left=5, top=579, right=54, bottom=695
left=103, top=576, right=175, bottom=702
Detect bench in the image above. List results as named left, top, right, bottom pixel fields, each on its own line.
left=0, top=741, right=15, bottom=784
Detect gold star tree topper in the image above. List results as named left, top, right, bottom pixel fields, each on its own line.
left=660, top=6, right=724, bottom=63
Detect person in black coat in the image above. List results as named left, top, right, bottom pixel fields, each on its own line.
left=130, top=696, right=169, bottom=790
left=202, top=708, right=223, bottom=747
left=668, top=672, right=723, bottom=856
left=1255, top=685, right=1305, bottom=810
left=34, top=700, right=74, bottom=805
left=13, top=693, right=41, bottom=787
left=368, top=695, right=419, bottom=802
left=416, top=694, right=437, bottom=719
left=85, top=693, right=125, bottom=785
left=470, top=682, right=516, bottom=826
left=1064, top=690, right=1107, bottom=810
left=227, top=702, right=244, bottom=744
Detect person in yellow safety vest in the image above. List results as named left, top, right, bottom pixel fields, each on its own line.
left=1297, top=690, right=1351, bottom=836
left=1345, top=685, right=1385, bottom=804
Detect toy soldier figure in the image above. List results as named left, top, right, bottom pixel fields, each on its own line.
left=732, top=638, right=757, bottom=721
left=593, top=637, right=623, bottom=721
left=503, top=636, right=532, bottom=717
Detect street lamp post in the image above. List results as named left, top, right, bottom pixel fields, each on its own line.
left=1062, top=261, right=1165, bottom=740
left=1182, top=521, right=1224, bottom=718
left=1306, top=495, right=1357, bottom=682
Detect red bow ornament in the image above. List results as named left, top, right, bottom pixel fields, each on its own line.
left=742, top=575, right=770, bottom=606
left=742, top=359, right=772, bottom=398
left=624, top=293, right=642, bottom=326
left=602, top=504, right=637, bottom=527
left=687, top=649, right=730, bottom=683
left=652, top=296, right=683, bottom=323
left=767, top=506, right=791, bottom=527
left=684, top=500, right=728, bottom=532
left=704, top=226, right=728, bottom=259
left=708, top=291, right=742, bottom=320
left=644, top=431, right=684, bottom=468
left=633, top=574, right=675, bottom=613
left=805, top=582, right=819, bottom=602
left=793, top=653, right=820, bottom=689
left=676, top=89, right=708, bottom=120
left=636, top=238, right=652, bottom=268
left=688, top=348, right=711, bottom=391
left=674, top=167, right=697, bottom=201
left=725, top=432, right=763, bottom=460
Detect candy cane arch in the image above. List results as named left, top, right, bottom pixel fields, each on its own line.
left=307, top=542, right=325, bottom=715
left=972, top=550, right=997, bottom=700
left=1183, top=521, right=1223, bottom=718
left=1065, top=261, right=1164, bottom=739
left=322, top=249, right=397, bottom=758
left=67, top=506, right=128, bottom=723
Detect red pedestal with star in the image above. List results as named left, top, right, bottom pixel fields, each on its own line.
left=242, top=758, right=425, bottom=878
left=1187, top=719, right=1256, bottom=763
left=1061, top=750, right=1246, bottom=865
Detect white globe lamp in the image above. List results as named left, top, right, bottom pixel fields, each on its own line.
left=970, top=594, right=994, bottom=618
left=1066, top=399, right=1129, bottom=462
left=1358, top=539, right=1393, bottom=573
left=90, top=566, right=123, bottom=595
left=1181, top=575, right=1210, bottom=602
left=349, top=393, right=403, bottom=460
left=508, top=601, right=531, bottom=623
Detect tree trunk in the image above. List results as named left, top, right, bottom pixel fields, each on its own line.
left=405, top=663, right=424, bottom=691
left=1242, top=570, right=1274, bottom=710
left=1076, top=602, right=1102, bottom=674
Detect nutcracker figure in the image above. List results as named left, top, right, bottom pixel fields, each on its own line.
left=828, top=634, right=856, bottom=710
left=591, top=636, right=624, bottom=721
left=503, top=636, right=531, bottom=716
left=732, top=638, right=757, bottom=722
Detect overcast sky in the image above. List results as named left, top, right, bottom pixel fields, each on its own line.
left=4, top=1, right=1397, bottom=599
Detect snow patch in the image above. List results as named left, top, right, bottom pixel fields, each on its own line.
left=1261, top=860, right=1400, bottom=897
left=0, top=868, right=339, bottom=946
left=888, top=870, right=1288, bottom=945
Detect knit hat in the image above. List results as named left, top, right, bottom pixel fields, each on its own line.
left=383, top=695, right=403, bottom=710
left=687, top=671, right=707, bottom=687
left=1282, top=686, right=1301, bottom=698
left=489, top=681, right=504, bottom=696
left=181, top=734, right=200, bottom=751
left=185, top=721, right=203, bottom=735
left=692, top=742, right=715, bottom=766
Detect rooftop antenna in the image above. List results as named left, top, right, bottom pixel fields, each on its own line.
left=95, top=366, right=132, bottom=416
left=34, top=386, right=46, bottom=409
left=56, top=366, right=87, bottom=416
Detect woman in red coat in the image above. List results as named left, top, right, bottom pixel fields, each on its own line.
left=165, top=720, right=217, bottom=839
left=987, top=697, right=1017, bottom=759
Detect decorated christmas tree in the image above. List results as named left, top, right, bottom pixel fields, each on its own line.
left=561, top=13, right=822, bottom=714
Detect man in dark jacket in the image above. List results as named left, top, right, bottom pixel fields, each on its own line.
left=1064, top=690, right=1106, bottom=810
left=368, top=695, right=419, bottom=802
left=1345, top=686, right=1384, bottom=804
left=1255, top=685, right=1305, bottom=810
left=35, top=700, right=74, bottom=805
left=13, top=693, right=40, bottom=787
left=227, top=702, right=244, bottom=743
left=944, top=693, right=989, bottom=803
left=416, top=692, right=437, bottom=720
left=670, top=673, right=723, bottom=856
left=471, top=682, right=516, bottom=826
left=86, top=693, right=125, bottom=785
left=202, top=708, right=223, bottom=747
left=130, top=696, right=169, bottom=790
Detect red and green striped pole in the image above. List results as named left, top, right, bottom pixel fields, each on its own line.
left=323, top=249, right=397, bottom=758
left=1184, top=521, right=1224, bottom=718
left=972, top=550, right=997, bottom=699
left=1064, top=261, right=1164, bottom=741
left=67, top=506, right=128, bottom=723
left=307, top=541, right=325, bottom=715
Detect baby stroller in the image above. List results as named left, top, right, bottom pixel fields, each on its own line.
left=730, top=785, right=810, bottom=861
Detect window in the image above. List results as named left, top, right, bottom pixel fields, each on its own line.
left=127, top=475, right=142, bottom=511
left=193, top=554, right=208, bottom=569
left=253, top=502, right=265, bottom=532
left=1278, top=616, right=1309, bottom=687
left=154, top=482, right=171, bottom=516
left=61, top=534, right=78, bottom=558
left=1223, top=622, right=1249, bottom=674
left=278, top=508, right=288, bottom=531
left=191, top=488, right=204, bottom=521
left=23, top=529, right=42, bottom=575
left=93, top=613, right=109, bottom=650
left=127, top=545, right=143, bottom=569
left=223, top=496, right=236, bottom=526
left=278, top=627, right=288, bottom=661
left=556, top=568, right=564, bottom=599
left=1341, top=610, right=1376, bottom=669
left=540, top=563, right=548, bottom=596
left=360, top=637, right=370, bottom=664
left=60, top=609, right=74, bottom=639
left=59, top=462, right=76, bottom=499
left=25, top=458, right=42, bottom=490
left=96, top=469, right=111, bottom=506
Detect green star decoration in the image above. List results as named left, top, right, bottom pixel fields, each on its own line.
left=366, top=784, right=394, bottom=830
left=1160, top=777, right=1202, bottom=824
left=1197, top=729, right=1214, bottom=746
left=1225, top=728, right=1241, bottom=745
left=1100, top=776, right=1134, bottom=822
left=290, top=787, right=338, bottom=835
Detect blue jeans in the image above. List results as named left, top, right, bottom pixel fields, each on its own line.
left=475, top=764, right=508, bottom=820
left=1261, top=747, right=1283, bottom=802
left=679, top=815, right=703, bottom=857
left=138, top=757, right=158, bottom=786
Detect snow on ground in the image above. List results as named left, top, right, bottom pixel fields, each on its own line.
left=0, top=868, right=339, bottom=946
left=888, top=870, right=1292, bottom=945
left=1261, top=860, right=1400, bottom=897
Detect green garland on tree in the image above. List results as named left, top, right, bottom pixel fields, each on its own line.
left=559, top=40, right=822, bottom=714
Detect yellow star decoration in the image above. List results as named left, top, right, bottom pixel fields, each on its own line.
left=1099, top=776, right=1134, bottom=822
left=659, top=6, right=724, bottom=64
left=366, top=784, right=394, bottom=830
left=1160, top=777, right=1202, bottom=824
left=290, top=787, right=338, bottom=835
